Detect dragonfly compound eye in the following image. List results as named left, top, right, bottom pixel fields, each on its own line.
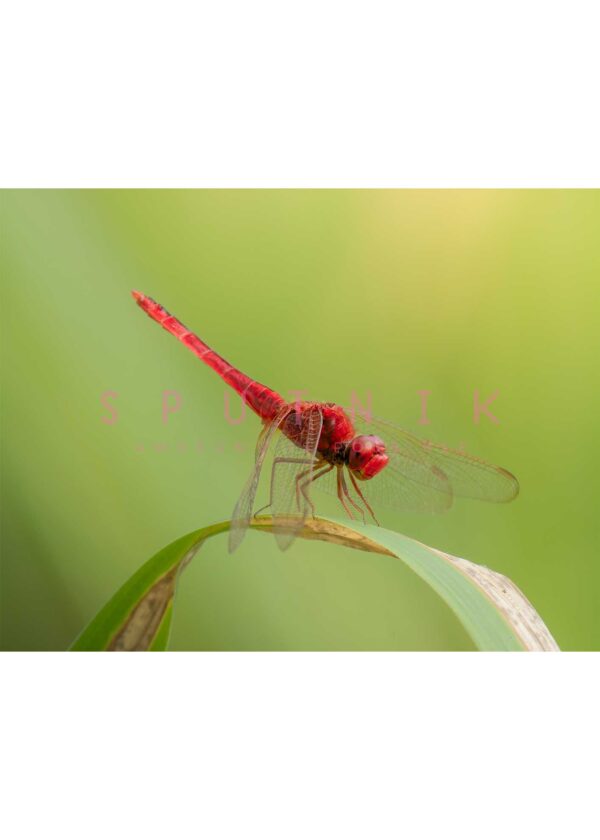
left=348, top=435, right=389, bottom=479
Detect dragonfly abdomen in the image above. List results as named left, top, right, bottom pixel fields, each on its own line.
left=132, top=291, right=285, bottom=421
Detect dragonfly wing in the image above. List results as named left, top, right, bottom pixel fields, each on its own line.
left=270, top=406, right=324, bottom=550
left=312, top=457, right=454, bottom=514
left=229, top=404, right=291, bottom=552
left=323, top=411, right=519, bottom=515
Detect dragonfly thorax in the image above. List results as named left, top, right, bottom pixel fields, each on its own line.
left=281, top=403, right=389, bottom=480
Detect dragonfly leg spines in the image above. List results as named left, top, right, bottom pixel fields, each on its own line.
left=297, top=463, right=334, bottom=516
left=348, top=470, right=380, bottom=526
left=336, top=468, right=356, bottom=521
left=255, top=456, right=313, bottom=519
left=340, top=469, right=366, bottom=524
left=294, top=464, right=315, bottom=512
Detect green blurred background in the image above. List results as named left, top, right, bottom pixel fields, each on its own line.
left=1, top=190, right=598, bottom=650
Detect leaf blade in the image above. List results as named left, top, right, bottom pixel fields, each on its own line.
left=70, top=517, right=558, bottom=652
left=70, top=523, right=227, bottom=651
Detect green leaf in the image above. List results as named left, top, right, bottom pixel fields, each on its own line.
left=70, top=516, right=558, bottom=652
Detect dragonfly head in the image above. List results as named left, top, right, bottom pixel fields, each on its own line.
left=347, top=435, right=389, bottom=479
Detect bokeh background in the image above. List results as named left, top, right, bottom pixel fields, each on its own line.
left=1, top=190, right=598, bottom=650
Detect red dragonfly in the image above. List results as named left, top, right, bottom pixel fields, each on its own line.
left=132, top=292, right=519, bottom=551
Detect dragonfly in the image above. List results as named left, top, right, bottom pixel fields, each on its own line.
left=132, top=292, right=519, bottom=551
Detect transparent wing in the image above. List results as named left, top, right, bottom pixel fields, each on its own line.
left=314, top=411, right=519, bottom=516
left=312, top=455, right=453, bottom=514
left=270, top=406, right=324, bottom=550
left=229, top=404, right=291, bottom=552
left=359, top=413, right=518, bottom=511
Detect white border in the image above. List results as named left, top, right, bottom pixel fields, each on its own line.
left=1, top=654, right=598, bottom=839
left=1, top=2, right=599, bottom=187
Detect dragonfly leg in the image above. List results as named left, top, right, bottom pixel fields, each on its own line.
left=254, top=457, right=312, bottom=517
left=294, top=465, right=314, bottom=511
left=336, top=467, right=356, bottom=520
left=297, top=463, right=334, bottom=516
left=348, top=470, right=379, bottom=526
left=340, top=469, right=366, bottom=524
left=293, top=460, right=328, bottom=511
